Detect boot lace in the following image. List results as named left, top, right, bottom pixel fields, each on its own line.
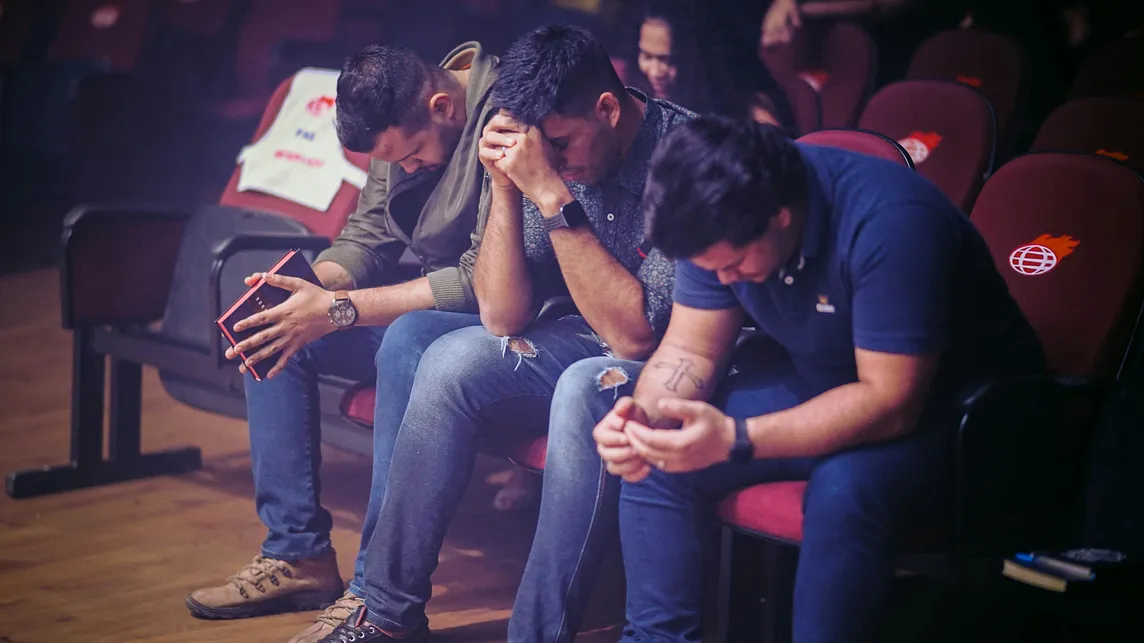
left=227, top=555, right=294, bottom=598
left=316, top=592, right=364, bottom=629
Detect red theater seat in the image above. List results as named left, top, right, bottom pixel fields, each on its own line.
left=1033, top=97, right=1144, bottom=175
left=1069, top=33, right=1144, bottom=100
left=797, top=128, right=913, bottom=167
left=762, top=22, right=876, bottom=132
left=858, top=80, right=996, bottom=212
left=906, top=28, right=1029, bottom=150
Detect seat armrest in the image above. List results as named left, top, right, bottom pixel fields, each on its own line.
left=952, top=373, right=1102, bottom=553
left=209, top=233, right=332, bottom=366
left=60, top=204, right=192, bottom=328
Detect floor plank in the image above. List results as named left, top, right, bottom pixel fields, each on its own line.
left=0, top=268, right=623, bottom=643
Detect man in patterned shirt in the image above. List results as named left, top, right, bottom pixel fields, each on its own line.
left=316, top=25, right=694, bottom=643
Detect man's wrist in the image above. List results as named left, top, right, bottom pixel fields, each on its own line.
left=537, top=184, right=575, bottom=218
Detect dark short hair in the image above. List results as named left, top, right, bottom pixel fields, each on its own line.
left=644, top=116, right=807, bottom=259
left=335, top=45, right=444, bottom=153
left=491, top=24, right=627, bottom=127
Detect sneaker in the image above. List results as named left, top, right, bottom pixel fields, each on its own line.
left=288, top=590, right=364, bottom=643
left=318, top=605, right=429, bottom=643
left=185, top=549, right=344, bottom=620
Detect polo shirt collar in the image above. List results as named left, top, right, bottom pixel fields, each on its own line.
left=777, top=145, right=830, bottom=283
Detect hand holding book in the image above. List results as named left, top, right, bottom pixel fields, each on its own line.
left=216, top=250, right=329, bottom=381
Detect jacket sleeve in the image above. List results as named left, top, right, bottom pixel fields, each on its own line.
left=313, top=159, right=407, bottom=288
left=424, top=171, right=490, bottom=313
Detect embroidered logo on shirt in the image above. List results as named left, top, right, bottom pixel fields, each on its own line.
left=897, top=131, right=943, bottom=165
left=815, top=294, right=836, bottom=314
left=1009, top=234, right=1080, bottom=275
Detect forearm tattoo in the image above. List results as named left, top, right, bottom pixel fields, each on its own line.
left=652, top=358, right=707, bottom=393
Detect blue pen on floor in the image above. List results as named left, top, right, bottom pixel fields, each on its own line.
left=1015, top=553, right=1096, bottom=581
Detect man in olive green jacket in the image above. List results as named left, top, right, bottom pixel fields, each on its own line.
left=185, top=41, right=500, bottom=643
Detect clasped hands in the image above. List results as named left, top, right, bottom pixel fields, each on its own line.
left=593, top=396, right=738, bottom=483
left=225, top=272, right=337, bottom=380
left=478, top=112, right=568, bottom=211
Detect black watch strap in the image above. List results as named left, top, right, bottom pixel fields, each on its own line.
left=729, top=417, right=753, bottom=465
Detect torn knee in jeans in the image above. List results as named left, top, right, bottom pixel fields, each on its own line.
left=500, top=336, right=538, bottom=370
left=595, top=366, right=630, bottom=399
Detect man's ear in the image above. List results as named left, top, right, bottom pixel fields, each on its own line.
left=428, top=92, right=455, bottom=123
left=596, top=92, right=622, bottom=128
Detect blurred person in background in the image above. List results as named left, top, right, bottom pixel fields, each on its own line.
left=631, top=0, right=796, bottom=129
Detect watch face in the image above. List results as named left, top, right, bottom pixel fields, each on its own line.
left=562, top=200, right=588, bottom=228
left=329, top=299, right=357, bottom=328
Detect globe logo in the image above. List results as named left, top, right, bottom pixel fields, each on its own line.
left=1009, top=244, right=1057, bottom=275
left=897, top=131, right=942, bottom=165
left=1009, top=234, right=1080, bottom=276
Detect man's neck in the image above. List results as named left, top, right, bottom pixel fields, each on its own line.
left=447, top=68, right=470, bottom=111
left=616, top=91, right=647, bottom=159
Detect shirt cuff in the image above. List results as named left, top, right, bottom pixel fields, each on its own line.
left=427, top=267, right=477, bottom=313
left=314, top=245, right=373, bottom=289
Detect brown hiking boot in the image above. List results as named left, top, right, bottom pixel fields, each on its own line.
left=185, top=549, right=344, bottom=620
left=288, top=590, right=364, bottom=643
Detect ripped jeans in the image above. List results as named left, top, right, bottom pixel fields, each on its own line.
left=357, top=309, right=616, bottom=633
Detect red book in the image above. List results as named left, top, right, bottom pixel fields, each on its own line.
left=216, top=249, right=322, bottom=381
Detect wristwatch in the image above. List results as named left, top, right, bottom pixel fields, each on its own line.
left=328, top=290, right=358, bottom=329
left=540, top=199, right=589, bottom=235
left=728, top=417, right=754, bottom=465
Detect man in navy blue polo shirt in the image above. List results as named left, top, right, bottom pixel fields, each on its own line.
left=579, top=116, right=1047, bottom=642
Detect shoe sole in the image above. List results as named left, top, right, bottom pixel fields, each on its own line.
left=185, top=588, right=345, bottom=620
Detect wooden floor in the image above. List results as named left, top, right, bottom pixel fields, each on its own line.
left=0, top=268, right=624, bottom=643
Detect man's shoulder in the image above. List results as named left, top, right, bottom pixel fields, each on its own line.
left=650, top=97, right=699, bottom=127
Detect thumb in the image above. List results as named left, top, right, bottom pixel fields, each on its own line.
left=613, top=396, right=636, bottom=420
left=263, top=272, right=305, bottom=291
left=656, top=398, right=707, bottom=422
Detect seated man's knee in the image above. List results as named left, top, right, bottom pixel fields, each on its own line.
left=415, top=326, right=502, bottom=389
left=552, top=357, right=636, bottom=413
left=803, top=454, right=899, bottom=537
left=375, top=310, right=455, bottom=373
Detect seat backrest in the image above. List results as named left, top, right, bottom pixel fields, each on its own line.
left=219, top=73, right=370, bottom=241
left=1069, top=34, right=1144, bottom=100
left=1032, top=97, right=1144, bottom=175
left=816, top=22, right=875, bottom=129
left=48, top=0, right=152, bottom=72
left=154, top=0, right=235, bottom=38
left=906, top=28, right=1028, bottom=144
left=858, top=79, right=996, bottom=212
left=797, top=129, right=913, bottom=168
left=233, top=0, right=341, bottom=97
left=762, top=21, right=874, bottom=131
left=969, top=152, right=1144, bottom=378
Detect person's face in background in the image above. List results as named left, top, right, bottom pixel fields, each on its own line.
left=637, top=17, right=677, bottom=99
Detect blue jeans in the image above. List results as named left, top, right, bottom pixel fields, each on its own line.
left=508, top=356, right=645, bottom=643
left=358, top=310, right=614, bottom=632
left=245, top=326, right=384, bottom=596
left=245, top=315, right=469, bottom=599
left=617, top=356, right=956, bottom=643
